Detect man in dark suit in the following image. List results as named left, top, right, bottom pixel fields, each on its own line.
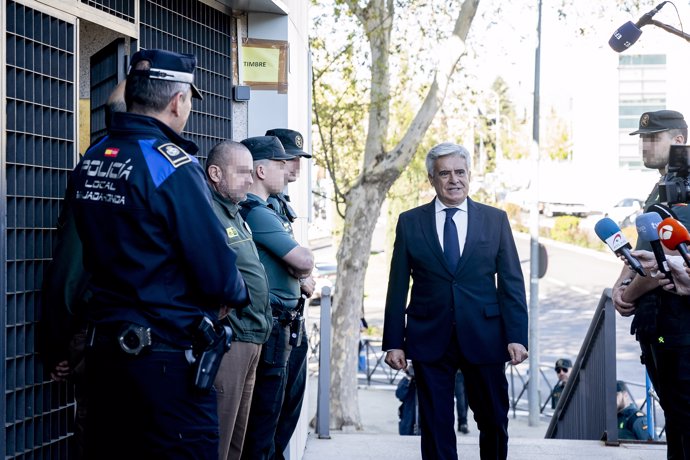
left=383, top=142, right=528, bottom=460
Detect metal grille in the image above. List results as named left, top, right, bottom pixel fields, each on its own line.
left=140, top=0, right=233, bottom=161
left=81, top=0, right=135, bottom=23
left=4, top=2, right=76, bottom=458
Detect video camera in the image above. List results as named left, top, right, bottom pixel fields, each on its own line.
left=659, top=145, right=690, bottom=204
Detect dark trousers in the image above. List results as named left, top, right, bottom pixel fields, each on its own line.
left=274, top=334, right=309, bottom=459
left=455, top=370, right=468, bottom=426
left=241, top=320, right=292, bottom=460
left=642, top=342, right=690, bottom=460
left=85, top=346, right=218, bottom=460
left=414, top=334, right=509, bottom=460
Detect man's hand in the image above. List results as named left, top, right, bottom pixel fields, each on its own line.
left=299, top=275, right=316, bottom=297
left=657, top=255, right=690, bottom=295
left=507, top=343, right=528, bottom=365
left=50, top=360, right=71, bottom=382
left=612, top=285, right=636, bottom=317
left=385, top=349, right=408, bottom=371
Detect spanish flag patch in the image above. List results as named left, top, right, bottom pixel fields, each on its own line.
left=104, top=148, right=119, bottom=158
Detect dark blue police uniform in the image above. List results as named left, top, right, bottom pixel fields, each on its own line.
left=70, top=50, right=247, bottom=460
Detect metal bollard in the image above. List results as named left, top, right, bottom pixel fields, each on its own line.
left=316, top=286, right=331, bottom=439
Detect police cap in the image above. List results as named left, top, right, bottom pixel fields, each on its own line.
left=629, top=110, right=687, bottom=135
left=555, top=358, right=572, bottom=370
left=128, top=49, right=203, bottom=100
left=241, top=136, right=293, bottom=161
left=265, top=128, right=311, bottom=158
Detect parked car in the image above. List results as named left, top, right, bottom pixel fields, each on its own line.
left=310, top=261, right=337, bottom=305
left=605, top=198, right=644, bottom=227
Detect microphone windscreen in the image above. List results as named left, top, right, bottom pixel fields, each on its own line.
left=646, top=203, right=678, bottom=220
left=658, top=217, right=690, bottom=250
left=608, top=21, right=642, bottom=52
left=636, top=212, right=662, bottom=242
left=594, top=217, right=620, bottom=240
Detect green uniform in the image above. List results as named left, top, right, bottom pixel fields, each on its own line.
left=241, top=193, right=300, bottom=309
left=211, top=190, right=271, bottom=344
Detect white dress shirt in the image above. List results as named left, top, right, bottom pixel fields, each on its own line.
left=434, top=198, right=468, bottom=256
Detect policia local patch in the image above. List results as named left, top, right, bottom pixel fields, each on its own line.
left=157, top=143, right=191, bottom=168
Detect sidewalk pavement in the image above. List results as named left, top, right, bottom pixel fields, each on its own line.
left=302, top=378, right=667, bottom=460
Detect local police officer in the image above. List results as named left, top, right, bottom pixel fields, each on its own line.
left=613, top=110, right=690, bottom=457
left=70, top=49, right=248, bottom=459
left=206, top=140, right=272, bottom=460
left=239, top=136, right=315, bottom=460
left=265, top=128, right=315, bottom=458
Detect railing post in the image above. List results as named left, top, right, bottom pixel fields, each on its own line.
left=316, top=287, right=331, bottom=439
left=646, top=371, right=656, bottom=440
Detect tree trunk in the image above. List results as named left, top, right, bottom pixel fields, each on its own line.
left=329, top=182, right=388, bottom=429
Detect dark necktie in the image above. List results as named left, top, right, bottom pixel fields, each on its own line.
left=443, top=208, right=461, bottom=269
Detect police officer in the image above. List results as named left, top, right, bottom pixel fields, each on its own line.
left=551, top=358, right=571, bottom=409
left=265, top=128, right=316, bottom=458
left=239, top=136, right=315, bottom=460
left=612, top=110, right=690, bottom=458
left=206, top=140, right=272, bottom=460
left=70, top=49, right=248, bottom=459
left=616, top=381, right=651, bottom=441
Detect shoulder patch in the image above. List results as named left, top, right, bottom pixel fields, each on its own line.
left=157, top=143, right=191, bottom=168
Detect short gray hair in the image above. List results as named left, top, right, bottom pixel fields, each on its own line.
left=425, top=143, right=471, bottom=175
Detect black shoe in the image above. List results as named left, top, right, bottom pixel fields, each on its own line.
left=458, top=424, right=469, bottom=434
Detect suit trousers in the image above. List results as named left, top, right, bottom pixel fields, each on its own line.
left=215, top=341, right=262, bottom=460
left=414, top=333, right=509, bottom=460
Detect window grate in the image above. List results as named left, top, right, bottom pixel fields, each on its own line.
left=4, top=2, right=76, bottom=458
left=81, top=0, right=136, bottom=23
left=140, top=0, right=234, bottom=161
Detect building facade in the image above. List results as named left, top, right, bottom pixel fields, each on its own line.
left=0, top=0, right=311, bottom=457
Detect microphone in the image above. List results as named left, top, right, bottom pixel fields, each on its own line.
left=646, top=202, right=678, bottom=220
left=636, top=212, right=675, bottom=289
left=658, top=217, right=690, bottom=266
left=594, top=217, right=646, bottom=276
left=608, top=2, right=668, bottom=52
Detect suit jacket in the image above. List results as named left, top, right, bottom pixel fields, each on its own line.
left=382, top=197, right=528, bottom=364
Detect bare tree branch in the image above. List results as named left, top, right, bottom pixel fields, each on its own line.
left=369, top=0, right=480, bottom=178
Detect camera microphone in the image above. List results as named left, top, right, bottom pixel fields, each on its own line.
left=594, top=217, right=646, bottom=276
left=658, top=217, right=690, bottom=266
left=636, top=212, right=675, bottom=290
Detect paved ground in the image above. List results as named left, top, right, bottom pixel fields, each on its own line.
left=302, top=378, right=667, bottom=459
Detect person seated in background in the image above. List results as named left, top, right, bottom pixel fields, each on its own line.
left=396, top=363, right=419, bottom=436
left=617, top=381, right=652, bottom=441
left=552, top=358, right=572, bottom=409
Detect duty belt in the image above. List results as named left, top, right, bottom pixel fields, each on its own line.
left=86, top=321, right=186, bottom=355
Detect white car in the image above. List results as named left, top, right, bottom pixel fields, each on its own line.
left=309, top=261, right=337, bottom=305
left=605, top=198, right=644, bottom=227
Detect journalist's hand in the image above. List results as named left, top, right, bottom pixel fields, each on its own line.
left=299, top=275, right=316, bottom=297
left=385, top=349, right=408, bottom=371
left=50, top=360, right=71, bottom=382
left=658, top=255, right=690, bottom=295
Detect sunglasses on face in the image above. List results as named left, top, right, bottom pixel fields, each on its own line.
left=556, top=367, right=569, bottom=374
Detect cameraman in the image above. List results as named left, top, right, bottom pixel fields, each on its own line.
left=611, top=110, right=690, bottom=458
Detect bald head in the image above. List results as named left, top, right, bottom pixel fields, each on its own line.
left=207, top=141, right=254, bottom=203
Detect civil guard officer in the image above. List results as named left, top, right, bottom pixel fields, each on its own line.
left=264, top=128, right=316, bottom=459
left=239, top=136, right=314, bottom=460
left=70, top=49, right=248, bottom=459
left=613, top=110, right=690, bottom=458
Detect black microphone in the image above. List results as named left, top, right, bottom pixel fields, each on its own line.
left=594, top=217, right=646, bottom=277
left=608, top=2, right=668, bottom=52
left=637, top=212, right=675, bottom=290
